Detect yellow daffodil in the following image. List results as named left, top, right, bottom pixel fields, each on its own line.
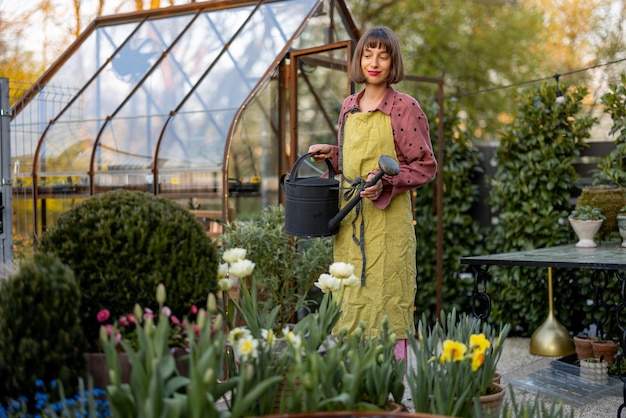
left=228, top=326, right=251, bottom=344
left=440, top=339, right=467, bottom=362
left=471, top=350, right=485, bottom=371
left=470, top=333, right=491, bottom=354
left=283, top=327, right=303, bottom=349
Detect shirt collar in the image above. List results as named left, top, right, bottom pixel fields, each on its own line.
left=354, top=87, right=395, bottom=115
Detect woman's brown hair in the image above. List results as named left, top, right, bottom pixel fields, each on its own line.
left=349, top=26, right=404, bottom=85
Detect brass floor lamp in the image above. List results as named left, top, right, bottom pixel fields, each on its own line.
left=529, top=267, right=575, bottom=356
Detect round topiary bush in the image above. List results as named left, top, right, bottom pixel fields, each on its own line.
left=38, top=190, right=219, bottom=351
left=0, top=252, right=85, bottom=405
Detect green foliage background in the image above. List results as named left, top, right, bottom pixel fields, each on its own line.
left=220, top=205, right=334, bottom=328
left=486, top=82, right=596, bottom=335
left=414, top=99, right=486, bottom=323
left=415, top=77, right=626, bottom=339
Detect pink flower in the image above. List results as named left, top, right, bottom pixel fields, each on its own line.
left=127, top=313, right=136, bottom=324
left=190, top=305, right=198, bottom=315
left=170, top=315, right=181, bottom=325
left=104, top=324, right=114, bottom=336
left=97, top=309, right=110, bottom=323
left=115, top=333, right=122, bottom=345
left=119, top=315, right=130, bottom=327
left=161, top=306, right=172, bottom=317
left=143, top=308, right=154, bottom=321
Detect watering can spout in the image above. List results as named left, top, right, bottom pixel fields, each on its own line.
left=328, top=155, right=400, bottom=232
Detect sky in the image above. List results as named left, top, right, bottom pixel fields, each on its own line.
left=1, top=0, right=192, bottom=66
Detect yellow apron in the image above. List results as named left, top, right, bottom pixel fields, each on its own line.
left=333, top=111, right=417, bottom=339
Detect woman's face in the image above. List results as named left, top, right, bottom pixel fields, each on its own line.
left=360, top=44, right=391, bottom=86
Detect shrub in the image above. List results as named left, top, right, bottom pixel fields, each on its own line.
left=487, top=82, right=596, bottom=335
left=414, top=99, right=486, bottom=322
left=220, top=204, right=333, bottom=331
left=38, top=189, right=219, bottom=351
left=0, top=252, right=86, bottom=406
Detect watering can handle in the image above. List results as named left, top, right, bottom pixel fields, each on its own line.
left=292, top=153, right=335, bottom=179
left=280, top=153, right=335, bottom=192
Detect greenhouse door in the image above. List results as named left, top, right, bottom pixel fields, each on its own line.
left=0, top=79, right=13, bottom=266
left=288, top=41, right=354, bottom=166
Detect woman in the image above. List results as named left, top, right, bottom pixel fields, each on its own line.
left=308, top=26, right=437, bottom=359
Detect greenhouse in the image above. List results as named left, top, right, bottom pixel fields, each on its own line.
left=7, top=0, right=443, bottom=262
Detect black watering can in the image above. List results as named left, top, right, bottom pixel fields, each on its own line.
left=281, top=153, right=340, bottom=237
left=282, top=153, right=400, bottom=238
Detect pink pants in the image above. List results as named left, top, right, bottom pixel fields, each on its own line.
left=394, top=339, right=407, bottom=360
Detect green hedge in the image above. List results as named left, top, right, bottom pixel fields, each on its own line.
left=38, top=190, right=219, bottom=350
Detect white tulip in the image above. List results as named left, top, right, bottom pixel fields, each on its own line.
left=329, top=262, right=355, bottom=279
left=222, top=248, right=247, bottom=263
left=229, top=259, right=255, bottom=278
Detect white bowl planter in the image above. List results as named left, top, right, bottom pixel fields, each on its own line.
left=579, top=358, right=608, bottom=384
left=569, top=218, right=603, bottom=248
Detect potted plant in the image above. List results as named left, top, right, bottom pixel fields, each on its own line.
left=407, top=309, right=511, bottom=418
left=220, top=204, right=333, bottom=336
left=222, top=251, right=407, bottom=413
left=585, top=75, right=626, bottom=235
left=579, top=357, right=609, bottom=384
left=87, top=299, right=202, bottom=388
left=591, top=337, right=620, bottom=364
left=102, top=250, right=408, bottom=416
left=568, top=205, right=605, bottom=247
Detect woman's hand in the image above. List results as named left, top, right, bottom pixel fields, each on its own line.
left=362, top=172, right=383, bottom=200
left=308, top=144, right=334, bottom=162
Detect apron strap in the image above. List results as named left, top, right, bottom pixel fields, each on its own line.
left=338, top=106, right=359, bottom=173
left=342, top=176, right=368, bottom=285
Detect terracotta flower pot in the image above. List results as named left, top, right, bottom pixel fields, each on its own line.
left=84, top=352, right=131, bottom=389
left=592, top=340, right=619, bottom=364
left=492, top=372, right=501, bottom=385
left=478, top=383, right=505, bottom=418
left=573, top=335, right=598, bottom=361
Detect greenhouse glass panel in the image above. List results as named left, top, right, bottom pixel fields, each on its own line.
left=14, top=22, right=138, bottom=178
left=34, top=22, right=152, bottom=175
left=98, top=9, right=246, bottom=174
left=160, top=0, right=316, bottom=173
left=8, top=0, right=365, bottom=248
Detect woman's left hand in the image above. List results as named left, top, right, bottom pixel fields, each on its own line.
left=361, top=174, right=383, bottom=200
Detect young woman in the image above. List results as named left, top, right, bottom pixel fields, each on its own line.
left=308, top=26, right=437, bottom=359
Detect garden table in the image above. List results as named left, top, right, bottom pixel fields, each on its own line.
left=460, top=241, right=626, bottom=417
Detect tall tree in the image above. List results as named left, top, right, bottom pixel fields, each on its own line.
left=348, top=0, right=625, bottom=140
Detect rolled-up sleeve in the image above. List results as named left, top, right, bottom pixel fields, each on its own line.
left=375, top=90, right=437, bottom=209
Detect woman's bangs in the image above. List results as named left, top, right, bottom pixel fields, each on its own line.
left=365, top=37, right=391, bottom=53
